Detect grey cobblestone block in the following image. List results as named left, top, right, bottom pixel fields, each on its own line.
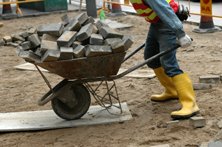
left=41, top=50, right=60, bottom=62
left=7, top=42, right=19, bottom=47
left=189, top=116, right=206, bottom=128
left=57, top=31, right=77, bottom=47
left=166, top=120, right=180, bottom=124
left=35, top=48, right=43, bottom=57
left=111, top=41, right=125, bottom=53
left=27, top=27, right=37, bottom=35
left=59, top=47, right=74, bottom=60
left=18, top=50, right=41, bottom=63
left=37, top=23, right=64, bottom=37
left=61, top=14, right=70, bottom=26
left=105, top=38, right=122, bottom=45
left=76, top=12, right=88, bottom=25
left=73, top=45, right=85, bottom=58
left=99, top=26, right=123, bottom=39
left=217, top=119, right=222, bottom=129
left=193, top=83, right=212, bottom=90
left=11, top=34, right=25, bottom=42
left=3, top=36, right=12, bottom=43
left=122, top=35, right=133, bottom=50
left=76, top=23, right=94, bottom=42
left=19, top=32, right=30, bottom=39
left=64, top=19, right=81, bottom=32
left=40, top=40, right=58, bottom=53
left=28, top=34, right=41, bottom=48
left=16, top=46, right=23, bottom=55
left=92, top=25, right=98, bottom=34
left=0, top=39, right=5, bottom=46
left=15, top=41, right=22, bottom=45
left=199, top=142, right=209, bottom=147
left=85, top=45, right=112, bottom=57
left=42, top=34, right=58, bottom=42
left=90, top=33, right=104, bottom=45
left=83, top=16, right=95, bottom=25
left=199, top=75, right=221, bottom=84
left=208, top=141, right=222, bottom=147
left=81, top=38, right=90, bottom=45
left=95, top=20, right=109, bottom=30
left=72, top=41, right=82, bottom=48
left=21, top=41, right=32, bottom=50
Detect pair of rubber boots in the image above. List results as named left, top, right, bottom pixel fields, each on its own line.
left=151, top=67, right=199, bottom=119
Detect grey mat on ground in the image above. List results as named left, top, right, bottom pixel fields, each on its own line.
left=0, top=102, right=132, bottom=132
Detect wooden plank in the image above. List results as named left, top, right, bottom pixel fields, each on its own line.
left=14, top=63, right=48, bottom=72
left=0, top=103, right=132, bottom=132
left=118, top=68, right=155, bottom=79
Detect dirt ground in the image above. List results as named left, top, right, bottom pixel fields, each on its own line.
left=0, top=11, right=222, bottom=147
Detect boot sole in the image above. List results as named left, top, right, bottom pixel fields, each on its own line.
left=151, top=97, right=178, bottom=102
left=171, top=111, right=200, bottom=120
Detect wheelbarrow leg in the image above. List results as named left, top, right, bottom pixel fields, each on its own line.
left=35, top=64, right=53, bottom=91
left=38, top=79, right=68, bottom=106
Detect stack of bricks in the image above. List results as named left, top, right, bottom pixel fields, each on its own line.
left=1, top=12, right=133, bottom=63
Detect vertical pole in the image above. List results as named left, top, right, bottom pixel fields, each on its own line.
left=103, top=0, right=106, bottom=10
left=86, top=0, right=97, bottom=18
left=0, top=0, right=3, bottom=15
left=200, top=0, right=214, bottom=29
left=111, top=0, right=121, bottom=13
left=79, top=0, right=82, bottom=12
left=16, top=0, right=23, bottom=15
left=124, top=0, right=129, bottom=5
left=2, top=0, right=12, bottom=14
left=193, top=0, right=221, bottom=33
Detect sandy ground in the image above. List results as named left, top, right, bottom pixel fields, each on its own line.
left=0, top=11, right=222, bottom=147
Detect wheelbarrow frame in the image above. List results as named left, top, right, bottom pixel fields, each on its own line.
left=33, top=43, right=180, bottom=120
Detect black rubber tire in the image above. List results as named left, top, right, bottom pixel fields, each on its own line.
left=51, top=83, right=91, bottom=120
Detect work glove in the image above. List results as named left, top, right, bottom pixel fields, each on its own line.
left=176, top=4, right=190, bottom=21
left=178, top=34, right=192, bottom=48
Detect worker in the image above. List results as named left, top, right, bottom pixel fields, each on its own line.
left=129, top=0, right=199, bottom=119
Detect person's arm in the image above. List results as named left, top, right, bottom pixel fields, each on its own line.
left=144, top=0, right=185, bottom=38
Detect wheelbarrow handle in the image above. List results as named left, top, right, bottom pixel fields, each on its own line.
left=111, top=44, right=181, bottom=80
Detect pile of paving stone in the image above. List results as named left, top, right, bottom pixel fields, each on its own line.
left=0, top=12, right=133, bottom=63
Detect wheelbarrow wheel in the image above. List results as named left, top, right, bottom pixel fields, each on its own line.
left=51, top=83, right=91, bottom=120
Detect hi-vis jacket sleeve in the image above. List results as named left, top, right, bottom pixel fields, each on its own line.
left=144, top=0, right=186, bottom=38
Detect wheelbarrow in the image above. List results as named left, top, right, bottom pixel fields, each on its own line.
left=31, top=44, right=180, bottom=120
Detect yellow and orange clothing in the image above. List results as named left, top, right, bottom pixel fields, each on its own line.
left=130, top=0, right=179, bottom=23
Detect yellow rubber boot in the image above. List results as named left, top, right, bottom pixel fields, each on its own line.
left=171, top=73, right=200, bottom=119
left=151, top=67, right=178, bottom=102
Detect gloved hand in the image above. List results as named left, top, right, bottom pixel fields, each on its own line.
left=176, top=5, right=190, bottom=21
left=178, top=34, right=192, bottom=48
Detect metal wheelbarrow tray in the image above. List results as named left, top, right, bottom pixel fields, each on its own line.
left=36, top=52, right=126, bottom=80
left=31, top=44, right=180, bottom=121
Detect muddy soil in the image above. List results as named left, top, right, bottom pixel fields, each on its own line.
left=0, top=11, right=222, bottom=147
